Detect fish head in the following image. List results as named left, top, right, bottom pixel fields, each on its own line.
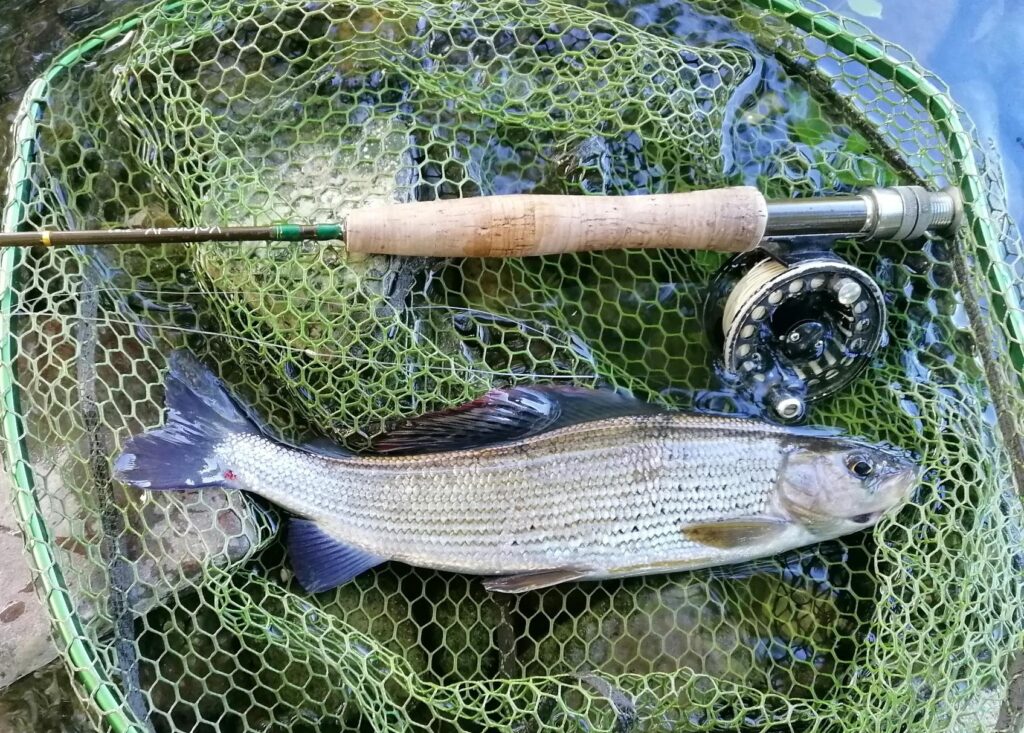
left=775, top=435, right=921, bottom=536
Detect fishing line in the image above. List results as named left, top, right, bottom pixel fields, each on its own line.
left=17, top=270, right=603, bottom=365
left=7, top=310, right=601, bottom=380
left=64, top=289, right=574, bottom=341
left=721, top=259, right=788, bottom=333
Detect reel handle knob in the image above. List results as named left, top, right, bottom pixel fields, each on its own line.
left=768, top=389, right=806, bottom=421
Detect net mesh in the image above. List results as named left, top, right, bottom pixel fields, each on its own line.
left=2, top=0, right=1023, bottom=731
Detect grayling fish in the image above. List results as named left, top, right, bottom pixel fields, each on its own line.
left=113, top=351, right=920, bottom=594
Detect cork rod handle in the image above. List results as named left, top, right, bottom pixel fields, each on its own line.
left=346, top=187, right=769, bottom=258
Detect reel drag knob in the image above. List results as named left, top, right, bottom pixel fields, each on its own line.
left=716, top=255, right=886, bottom=418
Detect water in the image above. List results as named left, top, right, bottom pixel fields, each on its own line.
left=0, top=1, right=142, bottom=196
left=0, top=662, right=93, bottom=733
left=0, top=0, right=1017, bottom=730
left=0, top=1, right=1020, bottom=223
left=817, top=0, right=1023, bottom=225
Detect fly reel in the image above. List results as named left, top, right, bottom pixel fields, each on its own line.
left=704, top=243, right=886, bottom=421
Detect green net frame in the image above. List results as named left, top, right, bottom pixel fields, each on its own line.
left=2, top=1, right=1023, bottom=732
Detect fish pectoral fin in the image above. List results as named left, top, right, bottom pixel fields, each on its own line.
left=287, top=519, right=385, bottom=594
left=681, top=517, right=790, bottom=550
left=483, top=567, right=591, bottom=594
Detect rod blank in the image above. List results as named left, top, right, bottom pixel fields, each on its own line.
left=0, top=223, right=344, bottom=248
left=0, top=186, right=961, bottom=255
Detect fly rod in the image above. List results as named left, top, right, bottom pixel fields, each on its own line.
left=0, top=185, right=962, bottom=255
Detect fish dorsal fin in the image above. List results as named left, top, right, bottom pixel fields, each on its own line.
left=370, top=386, right=665, bottom=455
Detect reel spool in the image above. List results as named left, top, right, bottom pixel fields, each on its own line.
left=704, top=246, right=886, bottom=421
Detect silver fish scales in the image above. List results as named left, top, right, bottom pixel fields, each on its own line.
left=114, top=351, right=919, bottom=593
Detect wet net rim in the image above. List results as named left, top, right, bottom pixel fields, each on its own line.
left=0, top=1, right=1017, bottom=731
left=1, top=5, right=186, bottom=729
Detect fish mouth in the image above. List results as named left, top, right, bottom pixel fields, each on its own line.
left=878, top=462, right=923, bottom=512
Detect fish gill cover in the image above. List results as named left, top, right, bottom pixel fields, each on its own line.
left=1, top=0, right=1023, bottom=731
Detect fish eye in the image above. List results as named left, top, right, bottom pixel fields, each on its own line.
left=849, top=512, right=874, bottom=524
left=847, top=454, right=874, bottom=478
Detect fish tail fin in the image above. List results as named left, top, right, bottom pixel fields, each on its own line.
left=113, top=350, right=257, bottom=491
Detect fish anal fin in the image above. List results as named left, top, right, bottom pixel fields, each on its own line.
left=288, top=519, right=384, bottom=593
left=482, top=567, right=591, bottom=594
left=371, top=386, right=664, bottom=455
left=681, top=517, right=790, bottom=550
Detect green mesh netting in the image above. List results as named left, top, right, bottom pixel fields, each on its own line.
left=2, top=0, right=1023, bottom=731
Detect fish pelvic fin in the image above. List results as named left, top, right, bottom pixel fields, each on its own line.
left=483, top=567, right=591, bottom=593
left=112, top=350, right=258, bottom=491
left=288, top=519, right=385, bottom=593
left=681, top=516, right=790, bottom=550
